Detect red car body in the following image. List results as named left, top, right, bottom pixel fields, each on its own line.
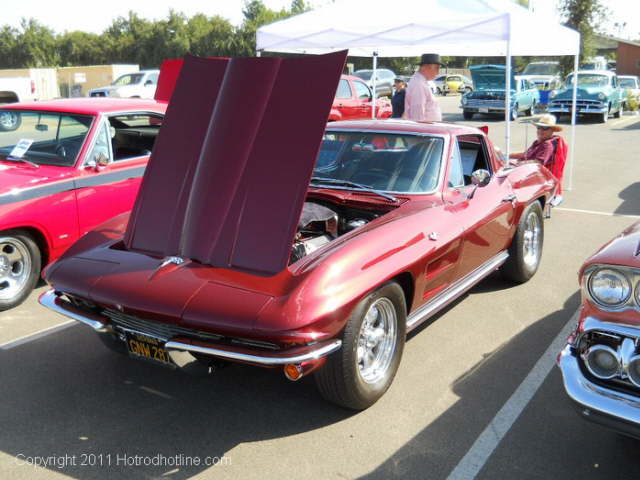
left=40, top=53, right=556, bottom=409
left=0, top=98, right=166, bottom=309
left=329, top=75, right=392, bottom=121
left=558, top=222, right=640, bottom=438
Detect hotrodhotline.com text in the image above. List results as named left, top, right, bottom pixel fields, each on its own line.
left=15, top=453, right=231, bottom=469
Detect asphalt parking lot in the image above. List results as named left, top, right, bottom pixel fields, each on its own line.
left=2, top=95, right=640, bottom=480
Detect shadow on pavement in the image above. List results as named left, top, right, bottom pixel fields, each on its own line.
left=0, top=327, right=354, bottom=479
left=358, top=291, right=581, bottom=480
left=615, top=182, right=640, bottom=216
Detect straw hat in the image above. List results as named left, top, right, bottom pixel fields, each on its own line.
left=532, top=114, right=562, bottom=131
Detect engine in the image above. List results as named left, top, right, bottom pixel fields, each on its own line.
left=289, top=201, right=377, bottom=264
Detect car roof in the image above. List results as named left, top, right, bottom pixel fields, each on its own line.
left=619, top=75, right=639, bottom=79
left=572, top=70, right=616, bottom=76
left=2, top=98, right=167, bottom=115
left=326, top=119, right=485, bottom=137
left=341, top=74, right=368, bottom=83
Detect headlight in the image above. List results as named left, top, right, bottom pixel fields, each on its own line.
left=582, top=345, right=620, bottom=379
left=598, top=92, right=606, bottom=101
left=549, top=90, right=557, bottom=99
left=588, top=268, right=632, bottom=307
left=461, top=97, right=467, bottom=105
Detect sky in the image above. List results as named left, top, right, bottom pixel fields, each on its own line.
left=3, top=0, right=640, bottom=41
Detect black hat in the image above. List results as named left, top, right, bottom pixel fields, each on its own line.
left=419, top=53, right=445, bottom=66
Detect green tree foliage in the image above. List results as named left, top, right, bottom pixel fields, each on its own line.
left=559, top=0, right=607, bottom=72
left=0, top=1, right=310, bottom=68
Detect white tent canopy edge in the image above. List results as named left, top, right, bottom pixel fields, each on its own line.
left=257, top=0, right=581, bottom=190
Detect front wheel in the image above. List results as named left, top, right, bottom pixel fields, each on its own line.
left=0, top=231, right=41, bottom=311
left=502, top=201, right=544, bottom=283
left=510, top=105, right=519, bottom=121
left=0, top=111, right=21, bottom=131
left=315, top=282, right=406, bottom=410
left=598, top=111, right=608, bottom=124
left=463, top=110, right=474, bottom=120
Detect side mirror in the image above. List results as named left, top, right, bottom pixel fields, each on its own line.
left=468, top=169, right=491, bottom=199
left=144, top=80, right=153, bottom=86
left=86, top=153, right=109, bottom=171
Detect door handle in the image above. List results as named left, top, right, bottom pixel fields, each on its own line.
left=502, top=194, right=517, bottom=203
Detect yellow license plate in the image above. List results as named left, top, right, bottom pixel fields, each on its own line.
left=125, top=332, right=174, bottom=366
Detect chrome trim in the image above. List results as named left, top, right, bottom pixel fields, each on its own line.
left=164, top=339, right=342, bottom=366
left=559, top=344, right=640, bottom=434
left=580, top=316, right=640, bottom=342
left=406, top=250, right=509, bottom=331
left=39, top=289, right=111, bottom=333
left=581, top=344, right=620, bottom=379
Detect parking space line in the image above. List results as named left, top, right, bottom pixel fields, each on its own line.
left=446, top=310, right=579, bottom=480
left=0, top=320, right=76, bottom=350
left=555, top=207, right=640, bottom=219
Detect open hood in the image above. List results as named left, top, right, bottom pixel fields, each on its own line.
left=469, top=65, right=515, bottom=91
left=126, top=51, right=348, bottom=276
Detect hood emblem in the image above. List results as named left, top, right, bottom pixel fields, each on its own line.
left=159, top=256, right=185, bottom=268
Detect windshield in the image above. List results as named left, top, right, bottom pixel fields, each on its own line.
left=314, top=132, right=444, bottom=194
left=113, top=73, right=144, bottom=86
left=353, top=70, right=373, bottom=81
left=565, top=73, right=610, bottom=88
left=522, top=64, right=560, bottom=75
left=0, top=110, right=93, bottom=166
left=620, top=77, right=638, bottom=88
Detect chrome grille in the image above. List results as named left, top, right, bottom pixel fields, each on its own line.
left=549, top=99, right=604, bottom=108
left=102, top=309, right=279, bottom=350
left=465, top=99, right=505, bottom=108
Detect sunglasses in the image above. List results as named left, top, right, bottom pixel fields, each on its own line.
left=536, top=126, right=551, bottom=131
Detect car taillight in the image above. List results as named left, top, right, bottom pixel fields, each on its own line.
left=30, top=80, right=35, bottom=94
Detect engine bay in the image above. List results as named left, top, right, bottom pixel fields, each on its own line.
left=289, top=199, right=387, bottom=264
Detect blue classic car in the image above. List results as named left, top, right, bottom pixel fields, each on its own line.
left=461, top=65, right=540, bottom=120
left=548, top=70, right=624, bottom=123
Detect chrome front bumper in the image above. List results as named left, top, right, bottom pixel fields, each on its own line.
left=548, top=105, right=608, bottom=114
left=39, top=289, right=341, bottom=368
left=558, top=344, right=640, bottom=438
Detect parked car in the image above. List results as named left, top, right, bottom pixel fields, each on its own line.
left=558, top=221, right=640, bottom=438
left=353, top=68, right=396, bottom=97
left=0, top=77, right=36, bottom=105
left=548, top=70, right=624, bottom=123
left=442, top=75, right=473, bottom=95
left=519, top=61, right=562, bottom=90
left=619, top=75, right=640, bottom=110
left=330, top=75, right=392, bottom=121
left=0, top=98, right=166, bottom=310
left=40, top=110, right=557, bottom=409
left=89, top=70, right=160, bottom=99
left=461, top=65, right=540, bottom=120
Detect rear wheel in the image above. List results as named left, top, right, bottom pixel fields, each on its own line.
left=0, top=231, right=41, bottom=311
left=502, top=202, right=544, bottom=283
left=0, top=110, right=21, bottom=131
left=614, top=105, right=622, bottom=118
left=315, top=282, right=406, bottom=410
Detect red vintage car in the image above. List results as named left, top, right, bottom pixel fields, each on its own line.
left=329, top=74, right=392, bottom=121
left=0, top=98, right=166, bottom=310
left=39, top=53, right=556, bottom=409
left=558, top=222, right=640, bottom=438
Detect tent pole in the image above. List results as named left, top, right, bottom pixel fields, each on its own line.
left=256, top=50, right=262, bottom=57
left=372, top=51, right=378, bottom=119
left=505, top=18, right=512, bottom=161
left=567, top=53, right=578, bottom=192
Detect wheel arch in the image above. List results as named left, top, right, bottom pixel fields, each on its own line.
left=387, top=271, right=415, bottom=316
left=1, top=225, right=51, bottom=268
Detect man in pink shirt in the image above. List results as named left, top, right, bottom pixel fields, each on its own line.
left=404, top=53, right=445, bottom=122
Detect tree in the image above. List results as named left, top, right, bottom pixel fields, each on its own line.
left=559, top=0, right=607, bottom=72
left=12, top=19, right=59, bottom=68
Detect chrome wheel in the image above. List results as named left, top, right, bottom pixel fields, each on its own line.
left=0, top=111, right=19, bottom=130
left=356, top=297, right=398, bottom=384
left=522, top=212, right=541, bottom=269
left=0, top=236, right=31, bottom=301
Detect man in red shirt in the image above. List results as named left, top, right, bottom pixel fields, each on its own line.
left=510, top=114, right=562, bottom=164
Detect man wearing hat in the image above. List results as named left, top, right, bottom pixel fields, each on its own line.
left=510, top=113, right=567, bottom=197
left=391, top=76, right=407, bottom=118
left=509, top=113, right=563, bottom=164
left=404, top=53, right=445, bottom=122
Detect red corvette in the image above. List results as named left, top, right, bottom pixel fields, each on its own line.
left=559, top=222, right=640, bottom=438
left=40, top=53, right=556, bottom=409
left=329, top=74, right=392, bottom=121
left=0, top=98, right=166, bottom=310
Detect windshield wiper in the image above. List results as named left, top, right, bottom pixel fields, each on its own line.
left=310, top=176, right=398, bottom=203
left=6, top=155, right=39, bottom=168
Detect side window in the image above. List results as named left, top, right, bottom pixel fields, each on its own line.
left=109, top=113, right=162, bottom=161
left=336, top=79, right=352, bottom=99
left=354, top=81, right=371, bottom=99
left=85, top=121, right=112, bottom=166
left=458, top=134, right=492, bottom=182
left=612, top=76, right=617, bottom=88
left=448, top=140, right=465, bottom=188
left=147, top=73, right=159, bottom=85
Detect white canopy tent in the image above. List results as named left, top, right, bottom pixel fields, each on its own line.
left=257, top=0, right=581, bottom=190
